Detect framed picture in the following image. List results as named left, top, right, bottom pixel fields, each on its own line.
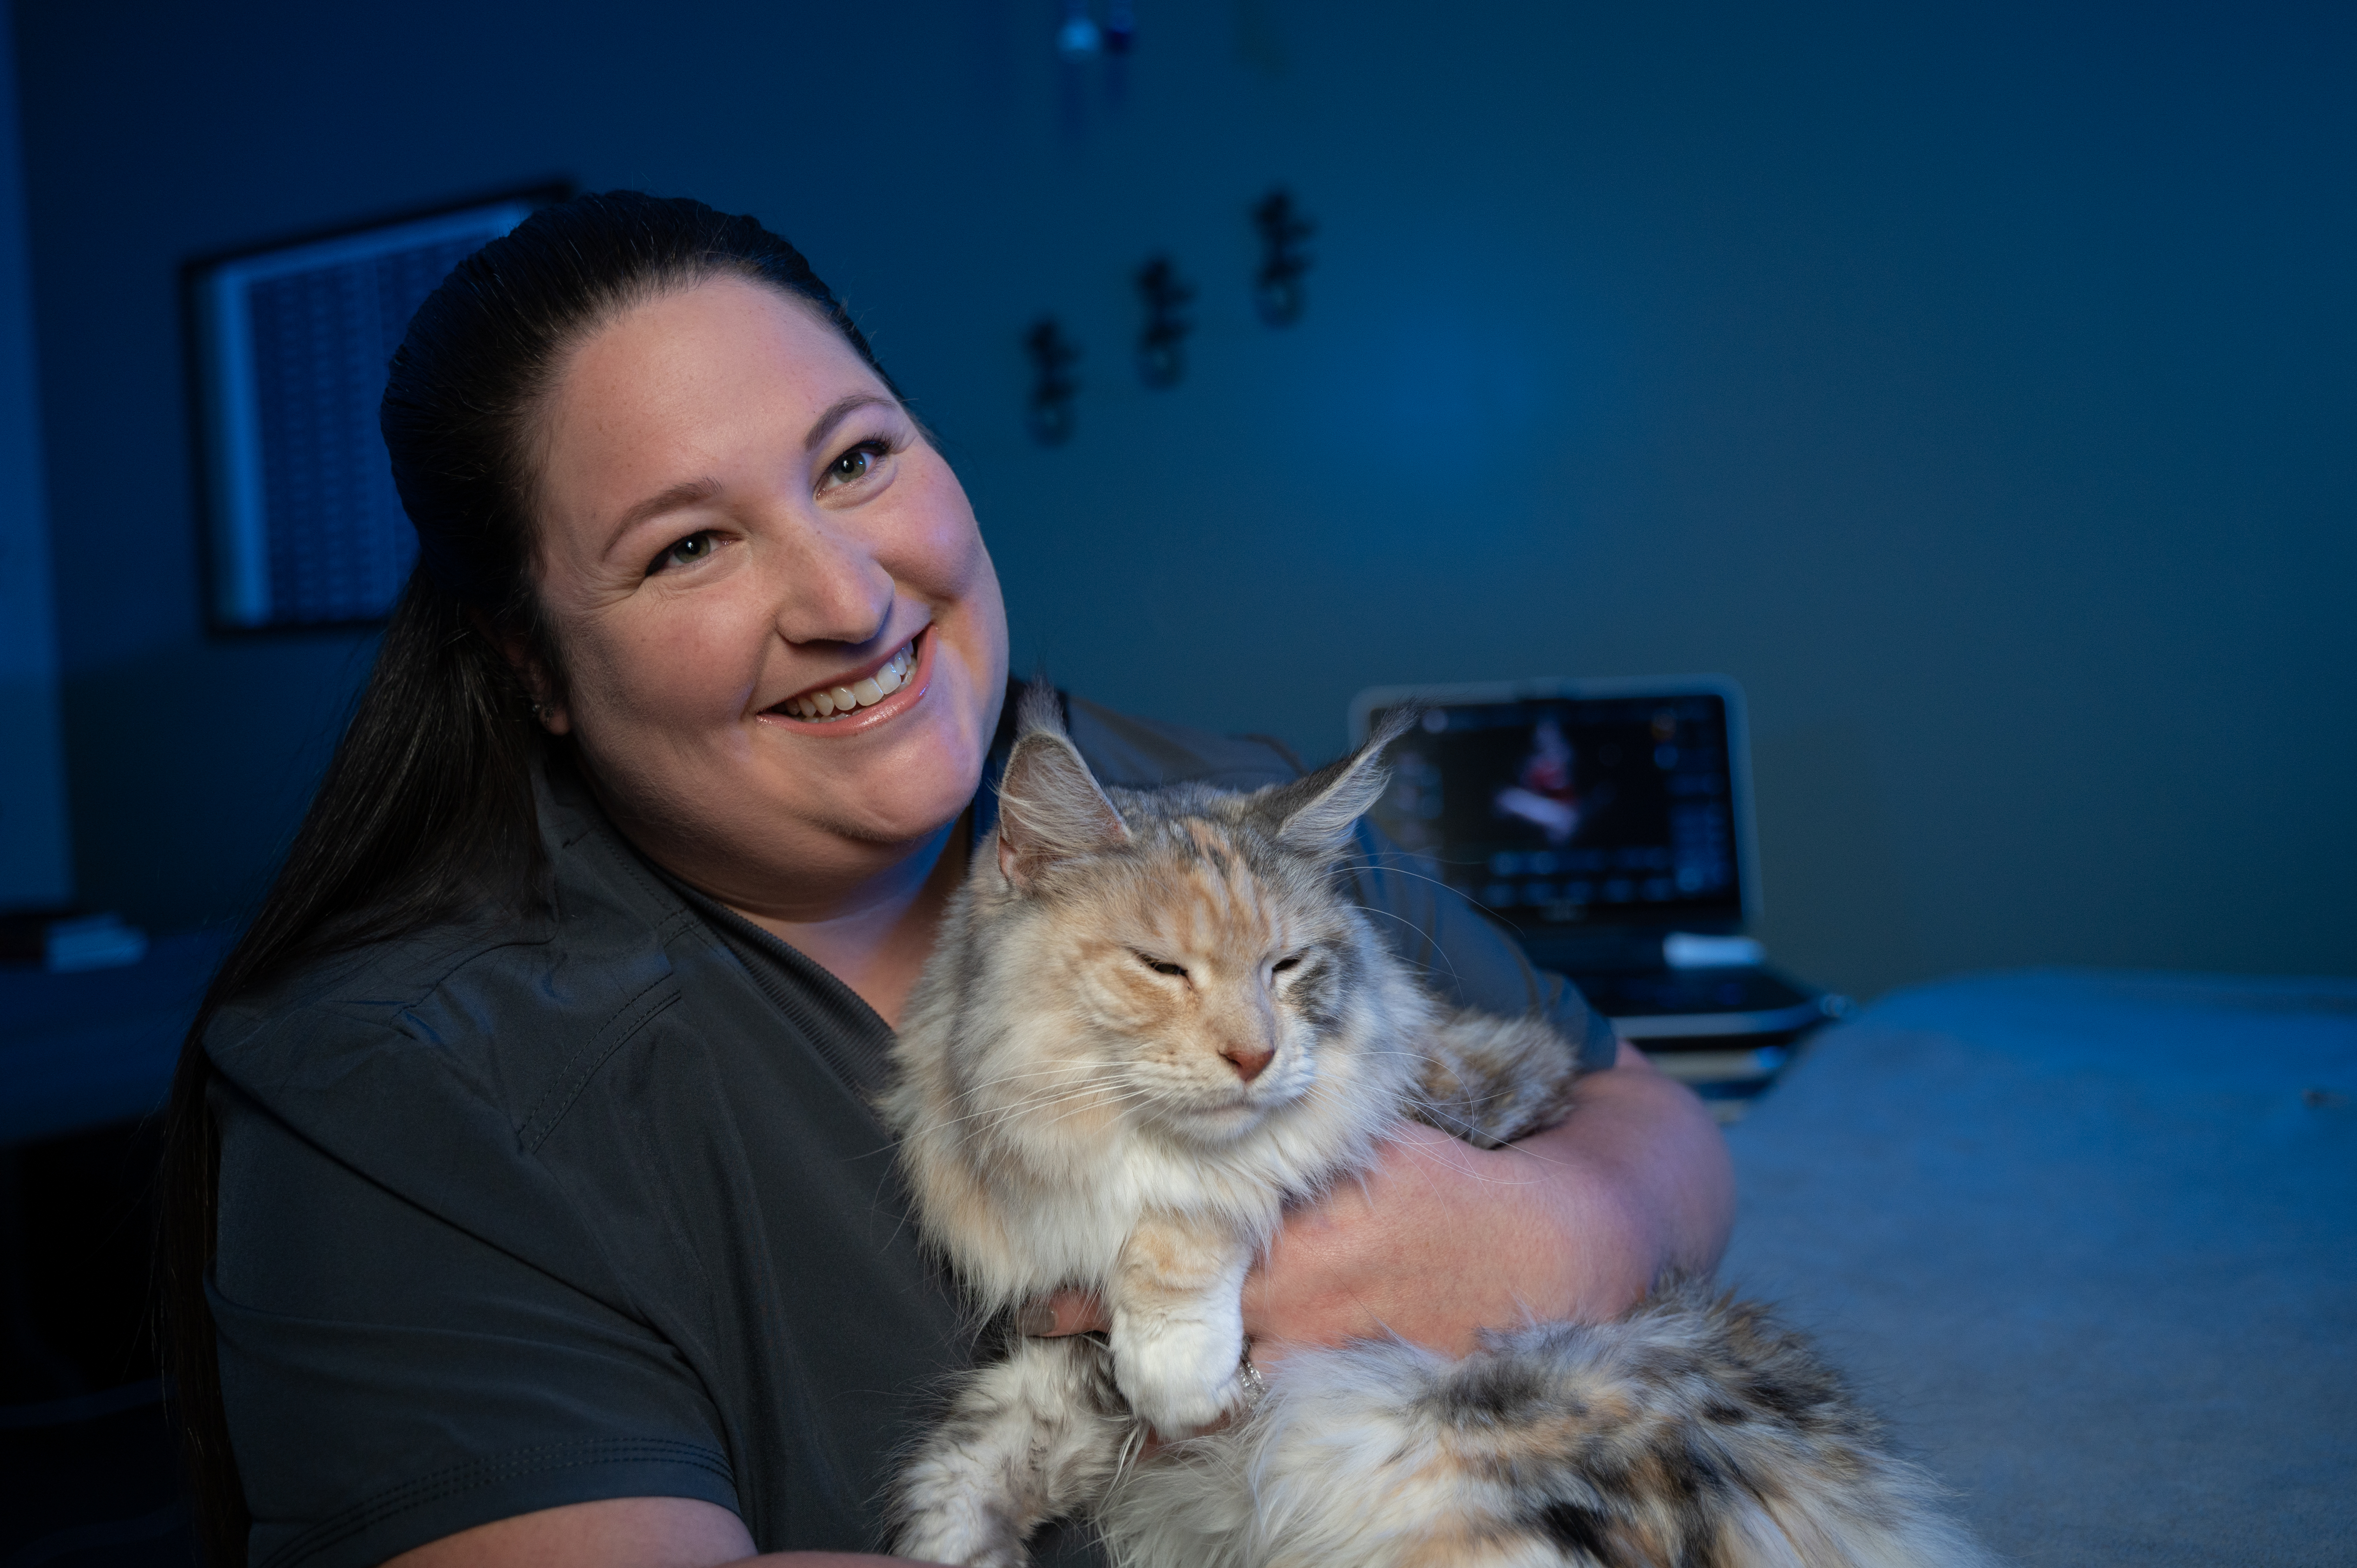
left=185, top=184, right=567, bottom=631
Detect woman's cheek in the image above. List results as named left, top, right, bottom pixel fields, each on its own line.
left=598, top=593, right=750, bottom=726
left=891, top=463, right=991, bottom=600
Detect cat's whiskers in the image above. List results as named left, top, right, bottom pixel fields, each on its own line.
left=944, top=1063, right=1114, bottom=1108
left=1330, top=854, right=1514, bottom=950
left=933, top=1073, right=1097, bottom=1120
left=1329, top=902, right=1467, bottom=984
left=1027, top=1084, right=1162, bottom=1135
left=938, top=1095, right=1118, bottom=1150
left=1332, top=857, right=1477, bottom=896
left=910, top=1079, right=1116, bottom=1142
left=914, top=1069, right=1172, bottom=1152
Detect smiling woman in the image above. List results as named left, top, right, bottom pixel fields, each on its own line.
left=155, top=193, right=1729, bottom=1568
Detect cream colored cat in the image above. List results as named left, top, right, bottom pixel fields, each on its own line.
left=880, top=693, right=1989, bottom=1568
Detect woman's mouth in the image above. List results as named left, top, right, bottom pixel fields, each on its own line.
left=767, top=633, right=926, bottom=724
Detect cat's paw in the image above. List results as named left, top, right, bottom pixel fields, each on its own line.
left=1110, top=1314, right=1250, bottom=1434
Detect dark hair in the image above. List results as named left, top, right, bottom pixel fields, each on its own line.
left=158, top=192, right=899, bottom=1565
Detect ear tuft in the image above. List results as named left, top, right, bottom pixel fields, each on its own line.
left=994, top=714, right=1129, bottom=891
left=1014, top=678, right=1067, bottom=743
left=1265, top=706, right=1418, bottom=856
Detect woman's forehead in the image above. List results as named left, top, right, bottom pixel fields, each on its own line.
left=535, top=275, right=887, bottom=524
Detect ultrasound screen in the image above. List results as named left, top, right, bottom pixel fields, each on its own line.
left=1364, top=694, right=1743, bottom=932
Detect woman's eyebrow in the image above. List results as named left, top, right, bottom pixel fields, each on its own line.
left=804, top=392, right=894, bottom=453
left=604, top=476, right=722, bottom=556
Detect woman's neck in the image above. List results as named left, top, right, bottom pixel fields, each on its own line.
left=580, top=749, right=974, bottom=1028
left=723, top=812, right=971, bottom=1029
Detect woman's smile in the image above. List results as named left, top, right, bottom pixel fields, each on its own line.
left=760, top=624, right=934, bottom=731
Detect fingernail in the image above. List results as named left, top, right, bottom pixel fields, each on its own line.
left=1018, top=1303, right=1057, bottom=1336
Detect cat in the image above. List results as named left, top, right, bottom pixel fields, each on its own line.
left=879, top=691, right=1989, bottom=1568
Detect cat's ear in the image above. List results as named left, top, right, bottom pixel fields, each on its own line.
left=1262, top=707, right=1418, bottom=856
left=995, top=730, right=1130, bottom=890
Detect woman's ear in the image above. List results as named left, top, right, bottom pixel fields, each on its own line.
left=475, top=610, right=571, bottom=735
left=527, top=678, right=572, bottom=736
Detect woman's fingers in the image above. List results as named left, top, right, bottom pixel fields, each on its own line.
left=1017, top=1288, right=1107, bottom=1337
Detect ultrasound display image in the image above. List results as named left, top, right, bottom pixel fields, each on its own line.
left=1366, top=695, right=1740, bottom=930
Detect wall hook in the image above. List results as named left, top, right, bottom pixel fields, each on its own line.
left=1251, top=188, right=1315, bottom=327
left=1134, top=254, right=1194, bottom=389
left=1024, top=317, right=1081, bottom=445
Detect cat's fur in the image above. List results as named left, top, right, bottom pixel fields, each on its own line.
left=880, top=692, right=1989, bottom=1568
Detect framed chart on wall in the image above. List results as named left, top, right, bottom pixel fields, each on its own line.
left=184, top=183, right=568, bottom=632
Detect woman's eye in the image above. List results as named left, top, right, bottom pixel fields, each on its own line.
left=822, top=439, right=891, bottom=490
left=648, top=531, right=717, bottom=575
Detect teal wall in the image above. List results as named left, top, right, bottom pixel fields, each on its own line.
left=13, top=0, right=2354, bottom=998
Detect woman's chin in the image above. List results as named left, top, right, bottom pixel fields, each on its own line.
left=839, top=794, right=973, bottom=853
left=800, top=748, right=983, bottom=851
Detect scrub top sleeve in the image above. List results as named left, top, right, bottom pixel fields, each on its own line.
left=211, top=1082, right=739, bottom=1568
left=1346, top=819, right=1620, bottom=1074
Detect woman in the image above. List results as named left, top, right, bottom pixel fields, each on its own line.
left=160, top=192, right=1733, bottom=1568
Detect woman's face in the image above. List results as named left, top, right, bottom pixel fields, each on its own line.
left=529, top=274, right=1008, bottom=915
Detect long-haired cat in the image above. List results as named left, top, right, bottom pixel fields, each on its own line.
left=880, top=692, right=1988, bottom=1568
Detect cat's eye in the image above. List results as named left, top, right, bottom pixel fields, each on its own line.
left=1270, top=954, right=1304, bottom=974
left=1133, top=952, right=1189, bottom=979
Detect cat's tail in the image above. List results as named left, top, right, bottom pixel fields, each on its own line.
left=1409, top=1005, right=1585, bottom=1150
left=891, top=1335, right=1141, bottom=1568
left=1101, top=1278, right=1997, bottom=1568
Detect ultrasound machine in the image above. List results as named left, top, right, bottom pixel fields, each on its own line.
left=1349, top=676, right=1847, bottom=1119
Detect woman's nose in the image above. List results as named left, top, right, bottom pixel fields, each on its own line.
left=772, top=516, right=895, bottom=647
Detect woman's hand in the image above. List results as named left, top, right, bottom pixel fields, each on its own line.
left=1028, top=1043, right=1734, bottom=1363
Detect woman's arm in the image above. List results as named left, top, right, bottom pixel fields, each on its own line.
left=1243, top=1040, right=1733, bottom=1359
left=1034, top=1042, right=1734, bottom=1360
left=385, top=1497, right=944, bottom=1568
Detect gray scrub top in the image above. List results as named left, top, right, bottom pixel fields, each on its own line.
left=205, top=687, right=1617, bottom=1568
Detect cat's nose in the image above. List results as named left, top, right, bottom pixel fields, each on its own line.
left=1219, top=1040, right=1274, bottom=1082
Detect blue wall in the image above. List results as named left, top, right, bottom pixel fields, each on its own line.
left=13, top=0, right=2353, bottom=998
left=0, top=0, right=69, bottom=909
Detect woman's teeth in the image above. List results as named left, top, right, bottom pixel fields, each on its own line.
left=781, top=643, right=917, bottom=721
